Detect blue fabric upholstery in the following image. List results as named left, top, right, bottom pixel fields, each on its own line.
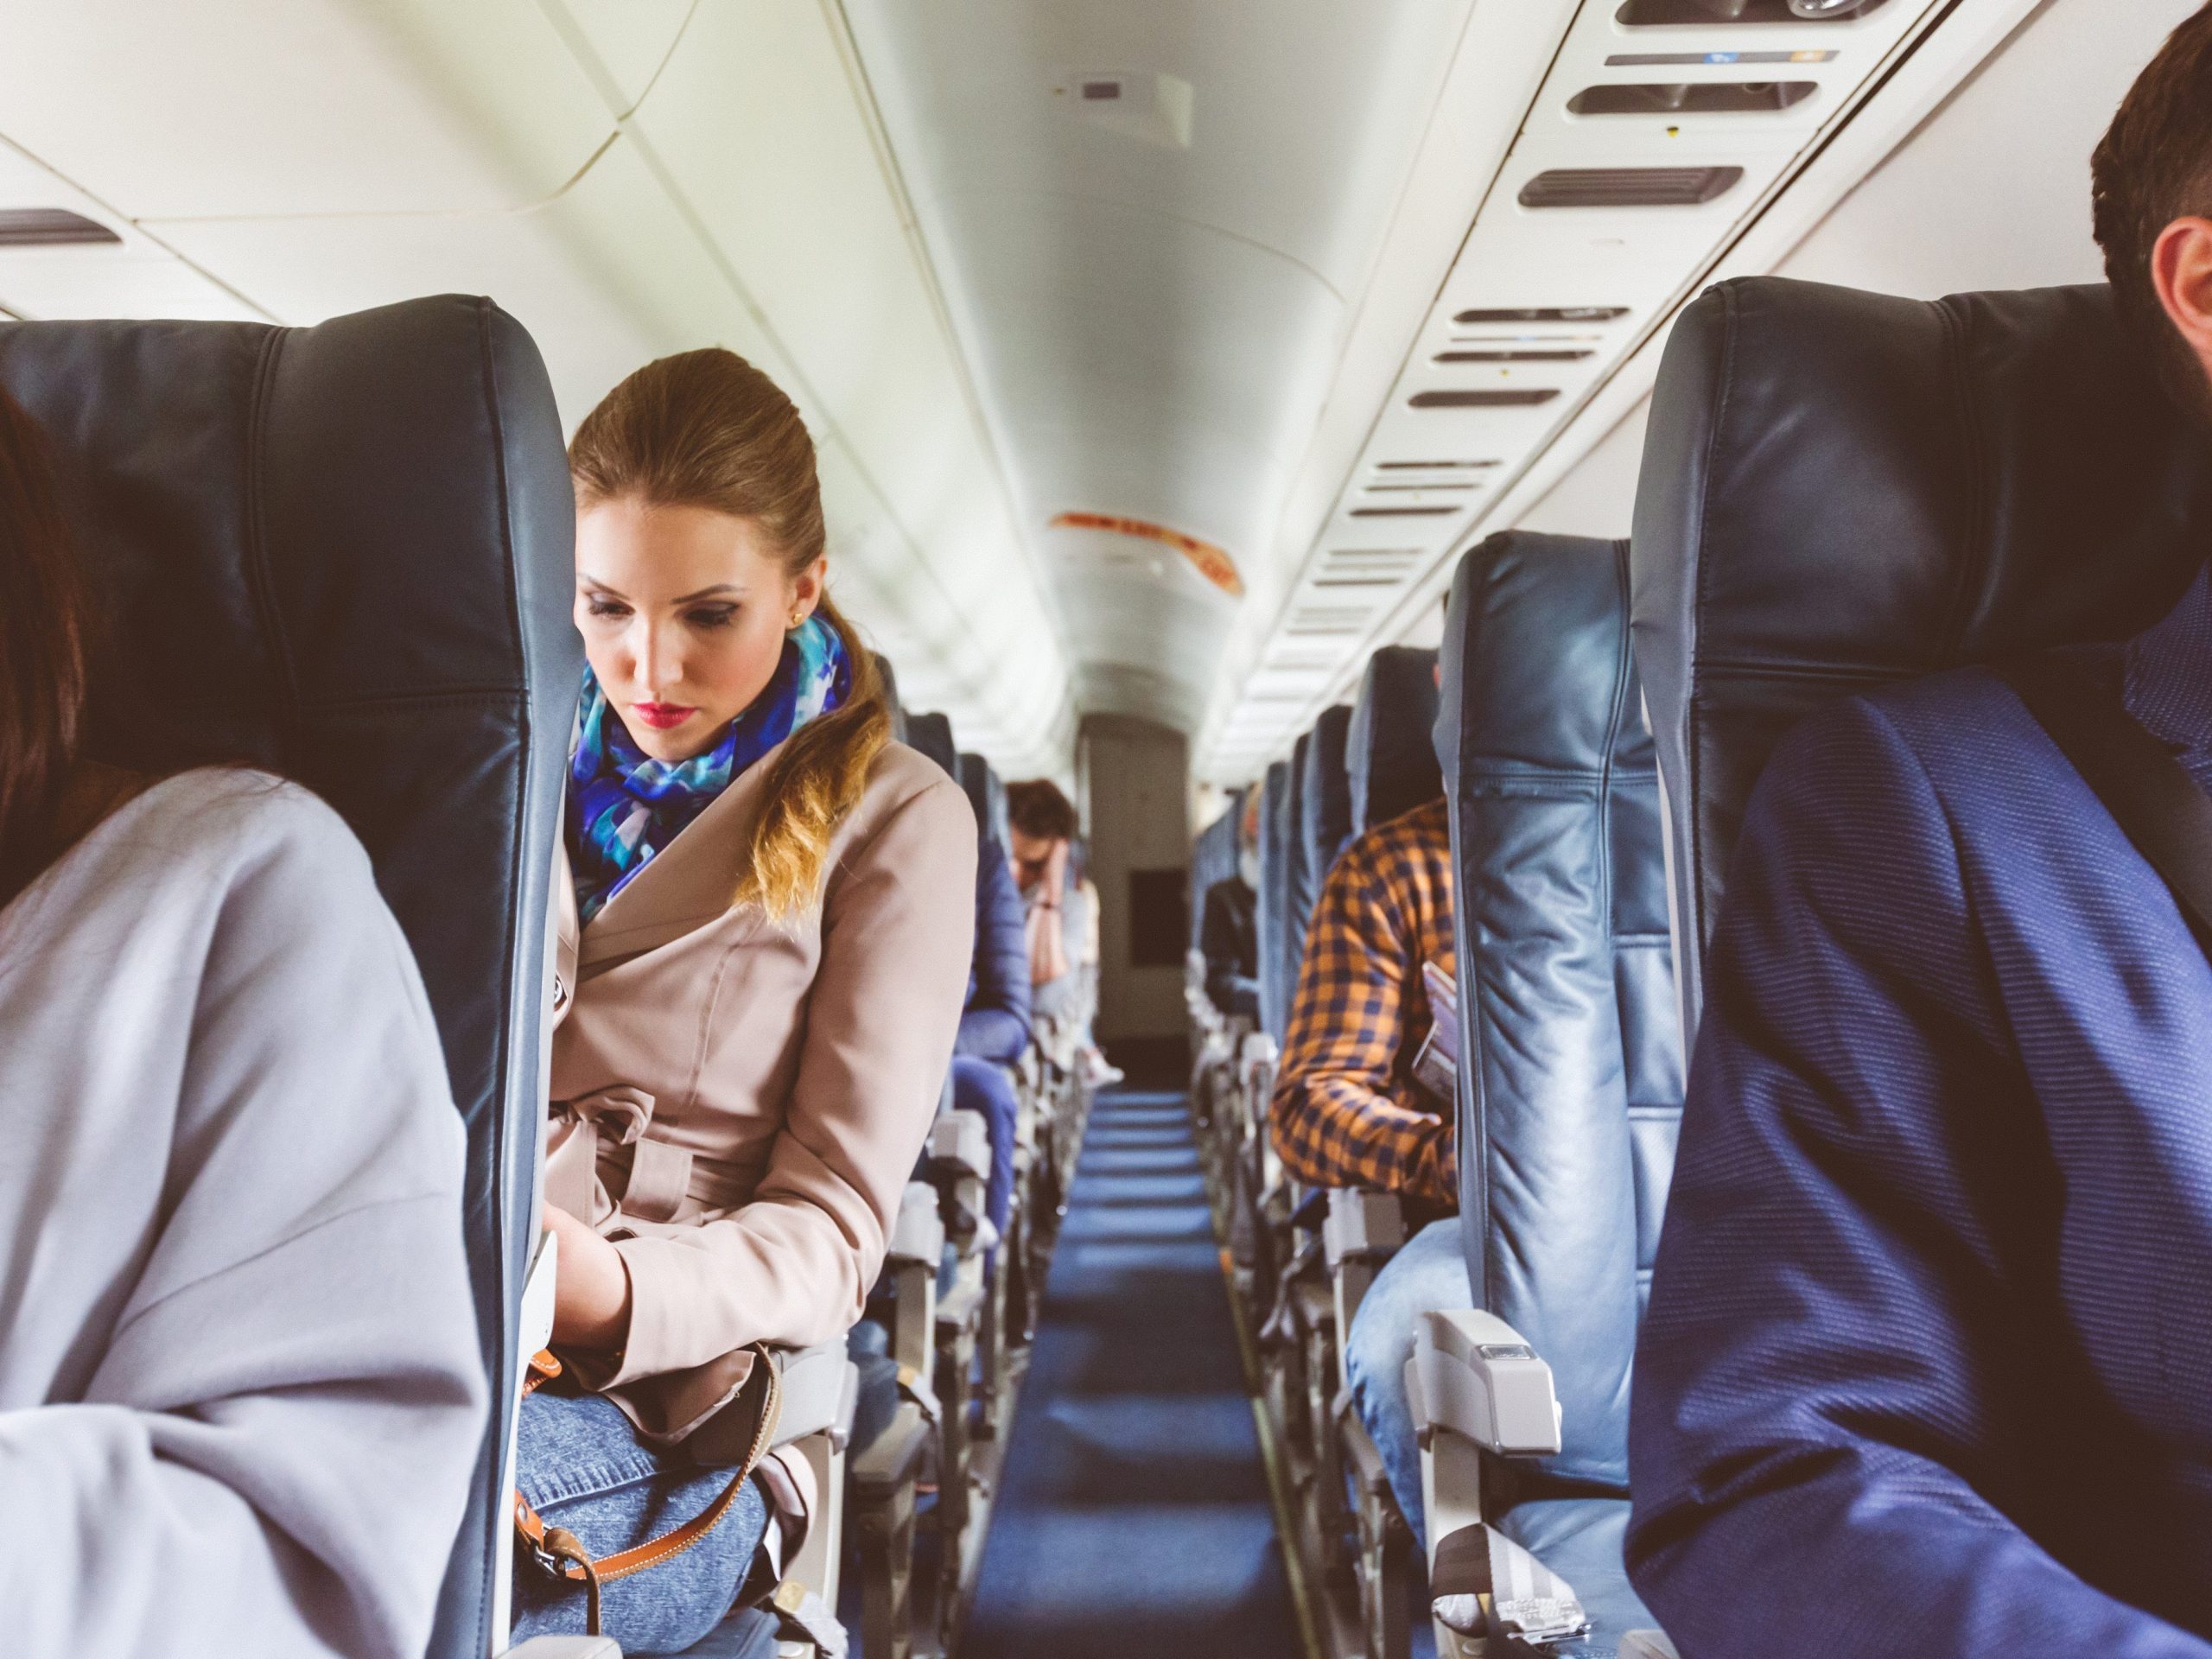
left=1349, top=645, right=1441, bottom=833
left=960, top=834, right=1032, bottom=1065
left=1255, top=760, right=1294, bottom=1043
left=906, top=709, right=958, bottom=779
left=1301, top=705, right=1355, bottom=890
left=961, top=752, right=1011, bottom=857
left=1625, top=278, right=2212, bottom=1654
left=1190, top=793, right=1242, bottom=951
left=1434, top=531, right=1681, bottom=1505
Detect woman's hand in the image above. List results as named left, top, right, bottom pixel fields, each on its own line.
left=543, top=1203, right=633, bottom=1353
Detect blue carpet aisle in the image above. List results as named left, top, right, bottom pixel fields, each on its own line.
left=962, top=1087, right=1303, bottom=1658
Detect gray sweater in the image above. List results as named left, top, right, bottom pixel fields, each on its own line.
left=0, top=769, right=486, bottom=1658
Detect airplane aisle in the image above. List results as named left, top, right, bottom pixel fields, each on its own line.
left=962, top=1087, right=1304, bottom=1658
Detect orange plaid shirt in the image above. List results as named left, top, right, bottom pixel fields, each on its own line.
left=1269, top=798, right=1458, bottom=1209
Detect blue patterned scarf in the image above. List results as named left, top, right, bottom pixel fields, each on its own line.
left=568, top=614, right=851, bottom=924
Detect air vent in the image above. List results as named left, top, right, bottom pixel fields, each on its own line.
left=1363, top=482, right=1478, bottom=492
left=0, top=208, right=121, bottom=246
left=1617, top=0, right=1888, bottom=22
left=1520, top=167, right=1743, bottom=208
left=1409, top=389, right=1560, bottom=409
left=1609, top=49, right=1837, bottom=66
left=1433, top=348, right=1593, bottom=364
left=1351, top=505, right=1462, bottom=518
left=1375, top=458, right=1502, bottom=469
left=1568, top=81, right=1818, bottom=116
left=1454, top=307, right=1626, bottom=325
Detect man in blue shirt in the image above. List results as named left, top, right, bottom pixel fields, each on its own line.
left=1630, top=12, right=2212, bottom=1654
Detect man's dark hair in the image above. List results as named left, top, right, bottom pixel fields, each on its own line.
left=2092, top=3, right=2212, bottom=412
left=1006, top=778, right=1079, bottom=842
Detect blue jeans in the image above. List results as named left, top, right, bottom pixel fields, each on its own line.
left=512, top=1389, right=772, bottom=1655
left=1344, top=1217, right=1473, bottom=1557
left=950, top=1055, right=1018, bottom=1239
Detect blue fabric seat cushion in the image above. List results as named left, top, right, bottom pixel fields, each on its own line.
left=1494, top=1497, right=1654, bottom=1643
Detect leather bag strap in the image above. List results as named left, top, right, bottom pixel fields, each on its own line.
left=1994, top=653, right=2212, bottom=950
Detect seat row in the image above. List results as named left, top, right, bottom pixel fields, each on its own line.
left=1191, top=271, right=2208, bottom=1659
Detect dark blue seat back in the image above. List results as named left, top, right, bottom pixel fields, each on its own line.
left=906, top=710, right=957, bottom=779
left=1301, top=704, right=1355, bottom=891
left=1349, top=645, right=1442, bottom=833
left=1190, top=791, right=1243, bottom=952
left=0, top=297, right=579, bottom=1659
left=1256, top=759, right=1294, bottom=1044
left=958, top=752, right=1010, bottom=852
left=1437, top=531, right=1681, bottom=1495
left=1278, top=731, right=1316, bottom=1023
left=1632, top=278, right=2212, bottom=1042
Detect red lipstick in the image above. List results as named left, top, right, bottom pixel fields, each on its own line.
left=632, top=702, right=697, bottom=731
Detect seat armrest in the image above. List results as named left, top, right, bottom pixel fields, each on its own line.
left=888, top=1180, right=945, bottom=1267
left=1239, top=1030, right=1278, bottom=1070
left=773, top=1343, right=856, bottom=1451
left=1413, top=1308, right=1561, bottom=1457
left=501, top=1640, right=622, bottom=1658
left=1322, top=1188, right=1405, bottom=1268
left=929, top=1110, right=993, bottom=1184
left=1621, top=1633, right=1679, bottom=1659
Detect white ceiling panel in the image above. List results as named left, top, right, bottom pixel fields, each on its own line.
left=537, top=0, right=702, bottom=115
left=0, top=1, right=610, bottom=218
left=841, top=0, right=1486, bottom=735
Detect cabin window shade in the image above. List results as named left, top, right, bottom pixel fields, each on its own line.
left=1567, top=81, right=1817, bottom=116
left=0, top=208, right=121, bottom=246
left=1518, top=167, right=1744, bottom=208
left=1616, top=0, right=1889, bottom=22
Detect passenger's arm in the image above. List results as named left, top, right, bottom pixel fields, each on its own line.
left=0, top=790, right=484, bottom=1659
left=609, top=776, right=977, bottom=1368
left=1269, top=847, right=1453, bottom=1205
left=956, top=837, right=1033, bottom=1064
left=1627, top=697, right=2212, bottom=1659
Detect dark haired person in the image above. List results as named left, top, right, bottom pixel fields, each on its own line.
left=1005, top=778, right=1120, bottom=1082
left=1199, top=789, right=1262, bottom=1020
left=1629, top=12, right=2212, bottom=1653
left=0, top=386, right=485, bottom=1655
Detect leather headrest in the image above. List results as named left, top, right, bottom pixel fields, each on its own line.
left=1632, top=276, right=2212, bottom=1039
left=906, top=710, right=957, bottom=779
left=1301, top=704, right=1355, bottom=883
left=1351, top=645, right=1442, bottom=832
left=957, top=752, right=1009, bottom=849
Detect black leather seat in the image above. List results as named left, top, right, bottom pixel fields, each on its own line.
left=906, top=709, right=958, bottom=779
left=1348, top=645, right=1442, bottom=836
left=0, top=296, right=579, bottom=1659
left=1255, top=757, right=1295, bottom=1044
left=1434, top=530, right=1682, bottom=1644
left=959, top=751, right=1011, bottom=854
left=1631, top=276, right=2212, bottom=1039
left=873, top=652, right=909, bottom=745
left=1301, top=704, right=1355, bottom=892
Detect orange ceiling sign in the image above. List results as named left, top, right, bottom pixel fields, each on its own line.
left=1050, top=511, right=1244, bottom=597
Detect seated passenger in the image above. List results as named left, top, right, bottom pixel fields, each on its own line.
left=953, top=819, right=1033, bottom=1241
left=1006, top=783, right=1122, bottom=1087
left=1629, top=22, right=2212, bottom=1653
left=515, top=348, right=976, bottom=1652
left=0, top=388, right=484, bottom=1657
left=1200, top=789, right=1263, bottom=1020
left=1270, top=789, right=1468, bottom=1554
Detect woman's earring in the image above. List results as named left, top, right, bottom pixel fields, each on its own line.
left=789, top=609, right=806, bottom=629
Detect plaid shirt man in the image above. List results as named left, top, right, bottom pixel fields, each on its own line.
left=1270, top=798, right=1457, bottom=1209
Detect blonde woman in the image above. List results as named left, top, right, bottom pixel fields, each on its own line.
left=512, top=349, right=976, bottom=1650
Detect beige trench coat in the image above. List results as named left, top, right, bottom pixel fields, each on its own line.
left=548, top=738, right=976, bottom=1440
